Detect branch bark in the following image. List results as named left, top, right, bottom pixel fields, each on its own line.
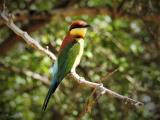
left=0, top=10, right=144, bottom=108
left=0, top=20, right=49, bottom=55
left=0, top=11, right=56, bottom=61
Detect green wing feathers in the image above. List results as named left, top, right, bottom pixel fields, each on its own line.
left=42, top=40, right=82, bottom=111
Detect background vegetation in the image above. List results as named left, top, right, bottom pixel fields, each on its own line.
left=0, top=0, right=160, bottom=120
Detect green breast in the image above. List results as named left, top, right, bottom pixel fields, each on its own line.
left=55, top=38, right=84, bottom=80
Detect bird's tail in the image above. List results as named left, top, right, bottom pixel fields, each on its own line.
left=42, top=79, right=61, bottom=111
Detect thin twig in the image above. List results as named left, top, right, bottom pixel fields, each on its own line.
left=77, top=85, right=103, bottom=120
left=0, top=61, right=50, bottom=86
left=100, top=68, right=118, bottom=82
left=77, top=68, right=118, bottom=119
left=0, top=9, right=144, bottom=108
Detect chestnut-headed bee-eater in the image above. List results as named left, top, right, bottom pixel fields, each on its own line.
left=42, top=20, right=90, bottom=111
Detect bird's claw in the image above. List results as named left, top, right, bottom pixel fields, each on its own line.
left=99, top=83, right=103, bottom=87
left=78, top=76, right=84, bottom=84
left=71, top=71, right=76, bottom=76
left=70, top=71, right=84, bottom=84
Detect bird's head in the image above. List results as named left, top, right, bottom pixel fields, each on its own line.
left=69, top=20, right=90, bottom=38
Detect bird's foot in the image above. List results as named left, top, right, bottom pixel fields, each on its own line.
left=70, top=71, right=77, bottom=76
left=97, top=83, right=106, bottom=95
left=70, top=71, right=84, bottom=84
left=78, top=76, right=85, bottom=84
left=98, top=83, right=103, bottom=87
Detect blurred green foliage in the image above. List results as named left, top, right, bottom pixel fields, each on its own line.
left=0, top=0, right=160, bottom=120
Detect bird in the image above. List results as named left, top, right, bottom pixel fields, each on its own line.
left=42, top=20, right=90, bottom=111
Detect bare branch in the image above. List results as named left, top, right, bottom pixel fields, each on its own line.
left=0, top=11, right=56, bottom=61
left=0, top=9, right=143, bottom=108
left=0, top=20, right=49, bottom=55
left=70, top=72, right=143, bottom=107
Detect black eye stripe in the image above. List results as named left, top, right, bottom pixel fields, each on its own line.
left=69, top=24, right=87, bottom=30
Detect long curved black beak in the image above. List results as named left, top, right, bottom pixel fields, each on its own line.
left=84, top=24, right=91, bottom=28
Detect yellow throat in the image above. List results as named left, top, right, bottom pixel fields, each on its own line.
left=70, top=28, right=87, bottom=37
